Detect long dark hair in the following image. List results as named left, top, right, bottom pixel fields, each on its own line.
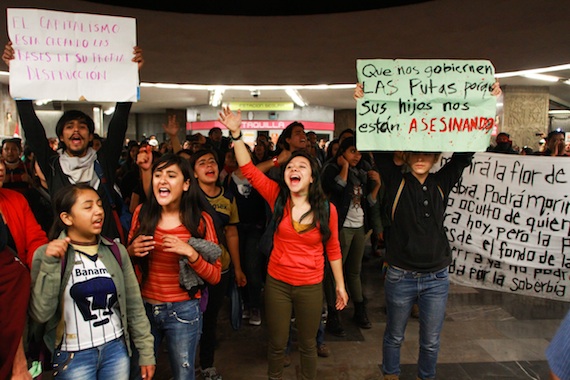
left=131, top=154, right=214, bottom=280
left=133, top=153, right=209, bottom=239
left=272, top=150, right=331, bottom=245
left=49, top=184, right=98, bottom=240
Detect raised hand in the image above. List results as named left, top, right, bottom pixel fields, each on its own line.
left=136, top=145, right=153, bottom=171
left=45, top=237, right=71, bottom=259
left=132, top=46, right=144, bottom=71
left=2, top=41, right=14, bottom=68
left=354, top=82, right=364, bottom=100
left=218, top=106, right=242, bottom=137
left=491, top=80, right=502, bottom=97
left=162, top=114, right=180, bottom=137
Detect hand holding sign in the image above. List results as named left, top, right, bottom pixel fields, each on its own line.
left=7, top=8, right=140, bottom=102
left=355, top=59, right=500, bottom=152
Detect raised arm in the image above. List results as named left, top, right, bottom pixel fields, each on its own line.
left=218, top=107, right=251, bottom=167
left=163, top=114, right=182, bottom=153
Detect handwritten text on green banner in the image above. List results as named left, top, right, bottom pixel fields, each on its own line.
left=356, top=59, right=497, bottom=152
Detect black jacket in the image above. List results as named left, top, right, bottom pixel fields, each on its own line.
left=17, top=100, right=131, bottom=241
left=374, top=152, right=473, bottom=272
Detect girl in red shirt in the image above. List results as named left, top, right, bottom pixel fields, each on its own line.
left=218, top=106, right=348, bottom=380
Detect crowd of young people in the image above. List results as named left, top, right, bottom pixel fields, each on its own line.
left=0, top=37, right=530, bottom=380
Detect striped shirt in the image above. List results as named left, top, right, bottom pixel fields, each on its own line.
left=130, top=205, right=221, bottom=302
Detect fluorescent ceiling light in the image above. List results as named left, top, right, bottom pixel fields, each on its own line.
left=209, top=88, right=225, bottom=107
left=549, top=110, right=570, bottom=114
left=495, top=63, right=570, bottom=78
left=140, top=82, right=355, bottom=91
left=522, top=73, right=559, bottom=82
left=285, top=88, right=307, bottom=107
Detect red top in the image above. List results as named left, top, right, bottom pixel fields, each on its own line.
left=0, top=188, right=48, bottom=268
left=240, top=161, right=341, bottom=286
left=129, top=205, right=221, bottom=302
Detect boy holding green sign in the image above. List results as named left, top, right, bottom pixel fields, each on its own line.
left=355, top=79, right=501, bottom=380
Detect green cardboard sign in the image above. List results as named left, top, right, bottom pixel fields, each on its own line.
left=356, top=59, right=497, bottom=152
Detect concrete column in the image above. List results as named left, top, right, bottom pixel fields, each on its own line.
left=501, top=85, right=549, bottom=151
left=333, top=109, right=355, bottom=139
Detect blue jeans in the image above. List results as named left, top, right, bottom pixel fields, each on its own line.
left=52, top=337, right=129, bottom=380
left=145, top=299, right=202, bottom=380
left=382, top=266, right=450, bottom=380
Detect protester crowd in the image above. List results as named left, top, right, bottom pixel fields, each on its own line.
left=1, top=39, right=568, bottom=380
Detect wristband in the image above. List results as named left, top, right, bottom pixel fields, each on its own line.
left=230, top=131, right=243, bottom=141
left=272, top=156, right=279, bottom=167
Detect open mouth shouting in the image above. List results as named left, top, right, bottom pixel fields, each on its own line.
left=67, top=133, right=87, bottom=150
left=92, top=217, right=104, bottom=230
left=158, top=187, right=171, bottom=198
left=289, top=173, right=301, bottom=187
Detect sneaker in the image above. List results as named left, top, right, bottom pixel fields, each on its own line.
left=317, top=344, right=330, bottom=358
left=242, top=306, right=251, bottom=319
left=201, top=367, right=222, bottom=380
left=249, top=308, right=262, bottom=326
left=283, top=354, right=292, bottom=368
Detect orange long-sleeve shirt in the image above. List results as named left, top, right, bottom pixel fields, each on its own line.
left=240, top=161, right=341, bottom=286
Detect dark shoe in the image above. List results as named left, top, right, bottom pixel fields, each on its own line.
left=317, top=344, right=330, bottom=357
left=201, top=367, right=223, bottom=380
left=353, top=302, right=372, bottom=329
left=325, top=308, right=346, bottom=337
left=249, top=308, right=262, bottom=326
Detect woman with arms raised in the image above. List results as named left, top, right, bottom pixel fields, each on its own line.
left=218, top=107, right=348, bottom=380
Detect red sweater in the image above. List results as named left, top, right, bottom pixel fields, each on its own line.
left=129, top=205, right=221, bottom=302
left=241, top=162, right=341, bottom=286
left=0, top=188, right=48, bottom=268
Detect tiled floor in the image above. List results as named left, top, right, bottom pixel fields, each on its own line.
left=153, top=247, right=569, bottom=380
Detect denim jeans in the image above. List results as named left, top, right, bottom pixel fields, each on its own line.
left=145, top=299, right=202, bottom=380
left=52, top=337, right=129, bottom=380
left=382, top=266, right=450, bottom=380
